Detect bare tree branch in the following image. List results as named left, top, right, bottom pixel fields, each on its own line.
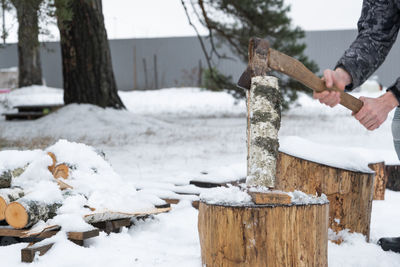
left=180, top=0, right=213, bottom=71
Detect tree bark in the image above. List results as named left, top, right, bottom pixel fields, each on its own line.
left=56, top=0, right=125, bottom=109
left=246, top=76, right=281, bottom=187
left=385, top=165, right=400, bottom=191
left=10, top=0, right=43, bottom=87
left=368, top=162, right=387, bottom=200
left=0, top=170, right=11, bottom=188
left=276, top=152, right=374, bottom=241
left=198, top=201, right=328, bottom=267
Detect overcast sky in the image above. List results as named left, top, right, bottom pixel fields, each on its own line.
left=2, top=0, right=364, bottom=43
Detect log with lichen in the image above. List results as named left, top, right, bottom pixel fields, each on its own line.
left=0, top=165, right=29, bottom=189
left=0, top=170, right=12, bottom=188
left=246, top=75, right=281, bottom=188
left=5, top=198, right=61, bottom=229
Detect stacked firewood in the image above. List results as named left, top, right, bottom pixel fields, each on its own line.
left=0, top=146, right=169, bottom=231
left=0, top=152, right=73, bottom=229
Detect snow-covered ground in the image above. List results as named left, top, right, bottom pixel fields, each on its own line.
left=0, top=86, right=400, bottom=266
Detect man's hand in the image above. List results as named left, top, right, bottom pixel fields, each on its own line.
left=354, top=91, right=399, bottom=130
left=313, top=68, right=352, bottom=107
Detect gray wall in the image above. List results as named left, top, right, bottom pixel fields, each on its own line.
left=0, top=30, right=399, bottom=90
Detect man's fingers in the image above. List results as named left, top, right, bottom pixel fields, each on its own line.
left=323, top=69, right=333, bottom=88
left=313, top=90, right=329, bottom=99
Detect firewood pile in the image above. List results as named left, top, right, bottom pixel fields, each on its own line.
left=0, top=140, right=171, bottom=262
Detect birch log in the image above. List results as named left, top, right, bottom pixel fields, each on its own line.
left=246, top=76, right=281, bottom=187
left=0, top=187, right=24, bottom=220
left=0, top=171, right=12, bottom=188
left=5, top=198, right=61, bottom=229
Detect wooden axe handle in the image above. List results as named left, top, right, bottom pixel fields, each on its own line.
left=268, top=48, right=363, bottom=113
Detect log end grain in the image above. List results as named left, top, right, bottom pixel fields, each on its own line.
left=53, top=164, right=69, bottom=179
left=5, top=202, right=28, bottom=229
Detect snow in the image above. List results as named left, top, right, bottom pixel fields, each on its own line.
left=288, top=190, right=329, bottom=205
left=280, top=136, right=375, bottom=173
left=199, top=185, right=252, bottom=205
left=0, top=149, right=44, bottom=174
left=0, top=85, right=400, bottom=266
left=0, top=86, right=63, bottom=108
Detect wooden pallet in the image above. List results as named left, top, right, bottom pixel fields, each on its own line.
left=21, top=228, right=99, bottom=263
left=2, top=104, right=64, bottom=121
left=0, top=206, right=172, bottom=262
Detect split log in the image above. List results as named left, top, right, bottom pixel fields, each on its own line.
left=53, top=164, right=69, bottom=179
left=246, top=75, right=281, bottom=187
left=83, top=207, right=171, bottom=224
left=276, top=152, right=374, bottom=240
left=386, top=164, right=400, bottom=191
left=368, top=162, right=387, bottom=200
left=0, top=187, right=24, bottom=220
left=198, top=201, right=329, bottom=266
left=56, top=179, right=73, bottom=190
left=47, top=152, right=57, bottom=173
left=5, top=198, right=61, bottom=229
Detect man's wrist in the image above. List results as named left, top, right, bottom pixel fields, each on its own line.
left=335, top=67, right=352, bottom=86
left=380, top=91, right=399, bottom=110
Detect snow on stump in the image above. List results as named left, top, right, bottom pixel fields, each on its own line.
left=368, top=162, right=387, bottom=200
left=276, top=141, right=374, bottom=241
left=385, top=164, right=400, bottom=191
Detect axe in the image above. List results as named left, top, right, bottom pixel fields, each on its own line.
left=237, top=38, right=363, bottom=113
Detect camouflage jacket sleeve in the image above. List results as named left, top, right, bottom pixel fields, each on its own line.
left=335, top=0, right=400, bottom=98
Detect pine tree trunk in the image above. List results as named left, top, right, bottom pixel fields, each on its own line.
left=10, top=0, right=43, bottom=87
left=56, top=0, right=125, bottom=109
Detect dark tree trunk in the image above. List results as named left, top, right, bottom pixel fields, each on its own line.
left=56, top=0, right=124, bottom=109
left=10, top=0, right=43, bottom=87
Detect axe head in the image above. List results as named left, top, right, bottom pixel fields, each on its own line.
left=237, top=67, right=252, bottom=90
left=236, top=37, right=271, bottom=90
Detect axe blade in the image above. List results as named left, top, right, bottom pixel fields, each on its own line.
left=236, top=67, right=252, bottom=90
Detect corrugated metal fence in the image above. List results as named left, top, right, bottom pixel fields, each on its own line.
left=0, top=30, right=399, bottom=90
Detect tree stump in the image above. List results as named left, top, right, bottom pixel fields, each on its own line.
left=386, top=165, right=400, bottom=191
left=368, top=162, right=387, bottom=200
left=276, top=152, right=374, bottom=240
left=198, top=201, right=328, bottom=267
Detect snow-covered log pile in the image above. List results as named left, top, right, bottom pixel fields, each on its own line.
left=0, top=140, right=166, bottom=230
